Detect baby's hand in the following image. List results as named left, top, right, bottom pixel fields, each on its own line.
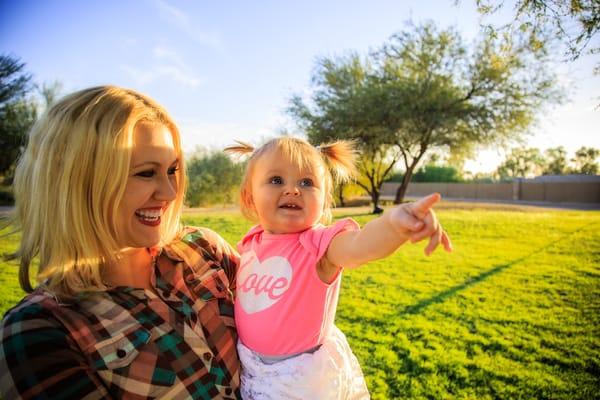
left=388, top=193, right=452, bottom=256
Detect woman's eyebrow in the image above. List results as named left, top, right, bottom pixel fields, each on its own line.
left=132, top=158, right=179, bottom=169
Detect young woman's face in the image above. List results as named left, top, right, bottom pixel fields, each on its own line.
left=249, top=149, right=326, bottom=234
left=116, top=123, right=179, bottom=249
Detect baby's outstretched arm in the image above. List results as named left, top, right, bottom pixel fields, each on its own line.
left=325, top=193, right=452, bottom=269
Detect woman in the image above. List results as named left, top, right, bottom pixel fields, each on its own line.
left=0, top=86, right=240, bottom=399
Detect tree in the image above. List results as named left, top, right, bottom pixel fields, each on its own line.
left=571, top=146, right=599, bottom=174
left=496, top=147, right=544, bottom=178
left=542, top=146, right=569, bottom=174
left=0, top=55, right=36, bottom=177
left=291, top=22, right=561, bottom=208
left=381, top=22, right=561, bottom=202
left=355, top=147, right=399, bottom=212
left=289, top=54, right=399, bottom=212
left=38, top=80, right=63, bottom=110
left=333, top=181, right=364, bottom=207
left=186, top=149, right=244, bottom=207
left=463, top=0, right=600, bottom=64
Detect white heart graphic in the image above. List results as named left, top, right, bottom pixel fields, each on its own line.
left=237, top=251, right=292, bottom=314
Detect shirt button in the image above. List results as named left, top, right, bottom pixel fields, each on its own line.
left=203, top=352, right=212, bottom=361
left=116, top=349, right=127, bottom=358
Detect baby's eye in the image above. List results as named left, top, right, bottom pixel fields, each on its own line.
left=136, top=170, right=155, bottom=178
left=299, top=178, right=314, bottom=187
left=269, top=176, right=283, bottom=185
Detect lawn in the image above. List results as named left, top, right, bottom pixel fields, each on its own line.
left=1, top=203, right=599, bottom=399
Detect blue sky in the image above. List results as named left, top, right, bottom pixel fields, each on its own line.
left=1, top=0, right=598, bottom=173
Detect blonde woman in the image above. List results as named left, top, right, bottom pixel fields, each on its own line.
left=0, top=86, right=241, bottom=399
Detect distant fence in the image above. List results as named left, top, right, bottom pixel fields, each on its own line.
left=380, top=180, right=600, bottom=204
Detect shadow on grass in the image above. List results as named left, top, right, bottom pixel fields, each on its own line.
left=397, top=221, right=598, bottom=317
left=376, top=221, right=599, bottom=399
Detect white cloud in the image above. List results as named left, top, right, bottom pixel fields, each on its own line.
left=159, top=65, right=201, bottom=86
left=120, top=65, right=156, bottom=86
left=152, top=45, right=190, bottom=70
left=120, top=64, right=201, bottom=87
left=153, top=46, right=178, bottom=61
left=120, top=45, right=202, bottom=87
left=153, top=0, right=222, bottom=49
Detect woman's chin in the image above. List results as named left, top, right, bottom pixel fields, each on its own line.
left=121, top=231, right=161, bottom=250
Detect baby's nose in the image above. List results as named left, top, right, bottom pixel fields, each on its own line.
left=284, top=186, right=300, bottom=196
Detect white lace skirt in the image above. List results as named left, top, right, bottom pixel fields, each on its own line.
left=237, top=325, right=370, bottom=400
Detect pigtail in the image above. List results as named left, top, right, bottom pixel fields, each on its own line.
left=224, top=140, right=255, bottom=156
left=318, top=140, right=358, bottom=184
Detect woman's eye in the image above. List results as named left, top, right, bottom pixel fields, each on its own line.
left=299, top=178, right=313, bottom=187
left=168, top=166, right=179, bottom=175
left=136, top=170, right=155, bottom=178
left=269, top=176, right=283, bottom=185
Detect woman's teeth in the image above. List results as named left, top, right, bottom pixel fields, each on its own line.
left=135, top=210, right=162, bottom=221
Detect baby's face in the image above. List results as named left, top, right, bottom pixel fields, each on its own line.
left=249, top=149, right=326, bottom=234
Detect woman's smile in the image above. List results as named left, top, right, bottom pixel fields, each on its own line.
left=134, top=207, right=164, bottom=226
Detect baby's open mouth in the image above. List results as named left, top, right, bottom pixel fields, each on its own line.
left=279, top=203, right=302, bottom=209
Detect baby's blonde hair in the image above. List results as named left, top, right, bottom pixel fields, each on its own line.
left=225, top=137, right=357, bottom=225
left=12, top=85, right=186, bottom=297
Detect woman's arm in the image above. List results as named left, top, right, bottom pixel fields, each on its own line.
left=0, top=308, right=111, bottom=400
left=325, top=193, right=452, bottom=269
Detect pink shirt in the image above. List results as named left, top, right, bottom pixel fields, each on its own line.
left=234, top=218, right=359, bottom=356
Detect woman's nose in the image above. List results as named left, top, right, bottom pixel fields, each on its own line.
left=155, top=175, right=177, bottom=201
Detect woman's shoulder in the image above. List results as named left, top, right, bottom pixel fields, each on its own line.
left=172, top=225, right=231, bottom=254
left=165, top=226, right=238, bottom=266
left=1, top=290, right=65, bottom=336
left=3, top=289, right=57, bottom=316
left=178, top=225, right=225, bottom=245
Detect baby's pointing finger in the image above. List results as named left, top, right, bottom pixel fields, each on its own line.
left=409, top=193, right=441, bottom=219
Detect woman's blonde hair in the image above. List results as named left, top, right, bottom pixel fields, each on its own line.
left=12, top=85, right=186, bottom=297
left=225, top=137, right=357, bottom=225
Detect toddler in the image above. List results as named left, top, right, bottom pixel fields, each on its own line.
left=225, top=137, right=452, bottom=399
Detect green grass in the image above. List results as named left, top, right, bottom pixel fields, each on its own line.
left=1, top=204, right=599, bottom=399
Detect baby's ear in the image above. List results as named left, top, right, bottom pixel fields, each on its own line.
left=242, top=187, right=254, bottom=208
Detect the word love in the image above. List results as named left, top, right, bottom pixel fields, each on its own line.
left=237, top=254, right=293, bottom=314
left=239, top=273, right=289, bottom=299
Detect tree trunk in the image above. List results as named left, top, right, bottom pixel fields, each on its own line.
left=394, top=168, right=414, bottom=204
left=336, top=184, right=345, bottom=207
left=370, top=190, right=382, bottom=214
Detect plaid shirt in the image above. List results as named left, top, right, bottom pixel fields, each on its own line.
left=0, top=227, right=241, bottom=399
